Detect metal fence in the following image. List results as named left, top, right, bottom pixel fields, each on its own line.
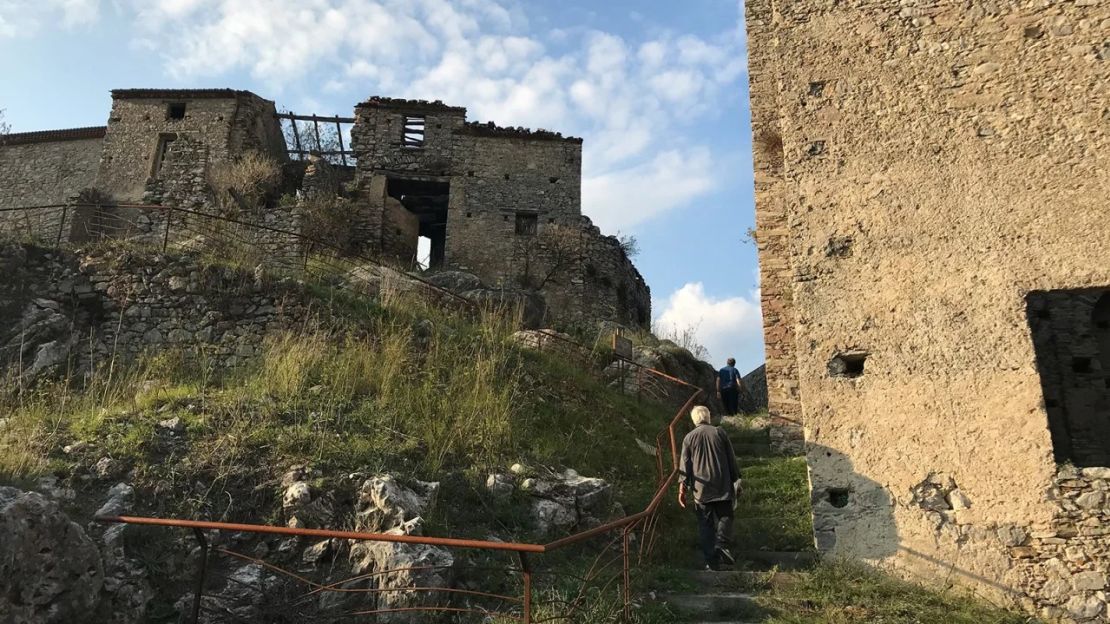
left=97, top=386, right=700, bottom=623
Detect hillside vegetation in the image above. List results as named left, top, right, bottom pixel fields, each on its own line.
left=0, top=282, right=677, bottom=538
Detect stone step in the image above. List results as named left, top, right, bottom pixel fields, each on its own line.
left=736, top=550, right=819, bottom=571
left=661, top=591, right=765, bottom=621
left=686, top=569, right=777, bottom=591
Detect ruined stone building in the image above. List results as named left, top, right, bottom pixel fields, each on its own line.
left=0, top=89, right=648, bottom=329
left=745, top=0, right=1108, bottom=621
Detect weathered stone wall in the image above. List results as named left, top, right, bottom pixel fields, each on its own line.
left=0, top=132, right=104, bottom=211
left=745, top=0, right=1109, bottom=620
left=348, top=96, right=648, bottom=329
left=382, top=197, right=420, bottom=264
left=96, top=90, right=284, bottom=204
left=350, top=98, right=466, bottom=177
left=446, top=132, right=582, bottom=284
left=744, top=0, right=804, bottom=454
left=0, top=242, right=314, bottom=380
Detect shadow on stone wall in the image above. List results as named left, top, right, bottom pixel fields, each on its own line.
left=807, top=445, right=899, bottom=561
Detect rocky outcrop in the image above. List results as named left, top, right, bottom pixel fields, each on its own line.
left=487, top=465, right=619, bottom=539
left=0, top=488, right=104, bottom=624
left=0, top=485, right=150, bottom=624
left=279, top=470, right=452, bottom=623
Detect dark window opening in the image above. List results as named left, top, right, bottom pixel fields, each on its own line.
left=1027, top=289, right=1110, bottom=467
left=503, top=174, right=510, bottom=181
left=828, top=352, right=867, bottom=378
left=468, top=171, right=475, bottom=177
left=466, top=212, right=472, bottom=218
left=386, top=176, right=449, bottom=268
left=549, top=177, right=559, bottom=183
left=827, top=488, right=850, bottom=508
left=402, top=115, right=425, bottom=148
left=515, top=213, right=537, bottom=236
left=167, top=102, right=187, bottom=120
left=548, top=218, right=555, bottom=224
left=151, top=134, right=177, bottom=177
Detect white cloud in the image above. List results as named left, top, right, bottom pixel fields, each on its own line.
left=654, top=282, right=764, bottom=372
left=583, top=148, right=717, bottom=232
left=0, top=0, right=100, bottom=37
left=19, top=0, right=747, bottom=232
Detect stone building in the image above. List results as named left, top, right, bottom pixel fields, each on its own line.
left=0, top=89, right=648, bottom=329
left=745, top=0, right=1108, bottom=621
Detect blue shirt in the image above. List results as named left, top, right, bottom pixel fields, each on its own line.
left=718, top=366, right=741, bottom=390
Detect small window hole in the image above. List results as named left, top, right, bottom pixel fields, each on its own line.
left=829, top=352, right=867, bottom=378
left=167, top=102, right=187, bottom=120
left=827, top=488, right=850, bottom=508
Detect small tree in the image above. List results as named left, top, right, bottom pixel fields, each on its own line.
left=517, top=223, right=589, bottom=290
left=617, top=233, right=640, bottom=258
left=0, top=109, right=10, bottom=140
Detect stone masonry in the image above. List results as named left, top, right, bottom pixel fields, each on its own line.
left=0, top=89, right=649, bottom=330
left=744, top=1, right=1108, bottom=621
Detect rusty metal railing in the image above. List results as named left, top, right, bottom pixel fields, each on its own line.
left=96, top=386, right=702, bottom=623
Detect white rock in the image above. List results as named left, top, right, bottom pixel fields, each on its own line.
left=947, top=489, right=972, bottom=510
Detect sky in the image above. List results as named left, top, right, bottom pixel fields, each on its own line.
left=0, top=0, right=766, bottom=374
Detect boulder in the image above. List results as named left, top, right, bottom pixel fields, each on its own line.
left=519, top=468, right=616, bottom=538
left=0, top=487, right=104, bottom=624
left=177, top=564, right=282, bottom=624
left=340, top=532, right=454, bottom=623
left=511, top=329, right=573, bottom=351
left=355, top=475, right=438, bottom=533
left=319, top=475, right=451, bottom=623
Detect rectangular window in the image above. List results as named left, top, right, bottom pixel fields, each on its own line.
left=1027, top=288, right=1110, bottom=467
left=151, top=133, right=177, bottom=177
left=402, top=115, right=425, bottom=148
left=515, top=213, right=538, bottom=236
left=167, top=102, right=187, bottom=120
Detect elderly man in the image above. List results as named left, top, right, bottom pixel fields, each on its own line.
left=678, top=405, right=742, bottom=570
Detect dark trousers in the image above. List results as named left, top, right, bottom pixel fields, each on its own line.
left=721, top=387, right=740, bottom=416
left=695, top=500, right=734, bottom=566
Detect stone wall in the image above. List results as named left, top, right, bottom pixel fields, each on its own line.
left=96, top=90, right=285, bottom=203
left=0, top=130, right=105, bottom=241
left=744, top=0, right=804, bottom=454
left=0, top=242, right=314, bottom=381
left=744, top=0, right=1109, bottom=621
left=348, top=97, right=644, bottom=329
left=446, top=132, right=582, bottom=284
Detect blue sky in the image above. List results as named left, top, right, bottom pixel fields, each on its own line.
left=0, top=0, right=765, bottom=373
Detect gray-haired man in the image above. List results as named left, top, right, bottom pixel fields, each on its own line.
left=678, top=405, right=742, bottom=570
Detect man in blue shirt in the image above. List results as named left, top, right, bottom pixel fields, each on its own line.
left=716, top=358, right=744, bottom=416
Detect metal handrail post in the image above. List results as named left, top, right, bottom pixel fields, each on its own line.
left=190, top=528, right=210, bottom=624
left=519, top=552, right=533, bottom=624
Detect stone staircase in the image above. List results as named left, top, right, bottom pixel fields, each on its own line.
left=657, top=414, right=816, bottom=623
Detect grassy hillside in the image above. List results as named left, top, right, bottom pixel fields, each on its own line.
left=0, top=283, right=676, bottom=538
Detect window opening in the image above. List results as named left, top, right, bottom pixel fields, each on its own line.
left=1027, top=289, right=1110, bottom=467
left=152, top=134, right=177, bottom=177
left=515, top=213, right=538, bottom=236
left=402, top=115, right=425, bottom=148
left=167, top=102, right=187, bottom=120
